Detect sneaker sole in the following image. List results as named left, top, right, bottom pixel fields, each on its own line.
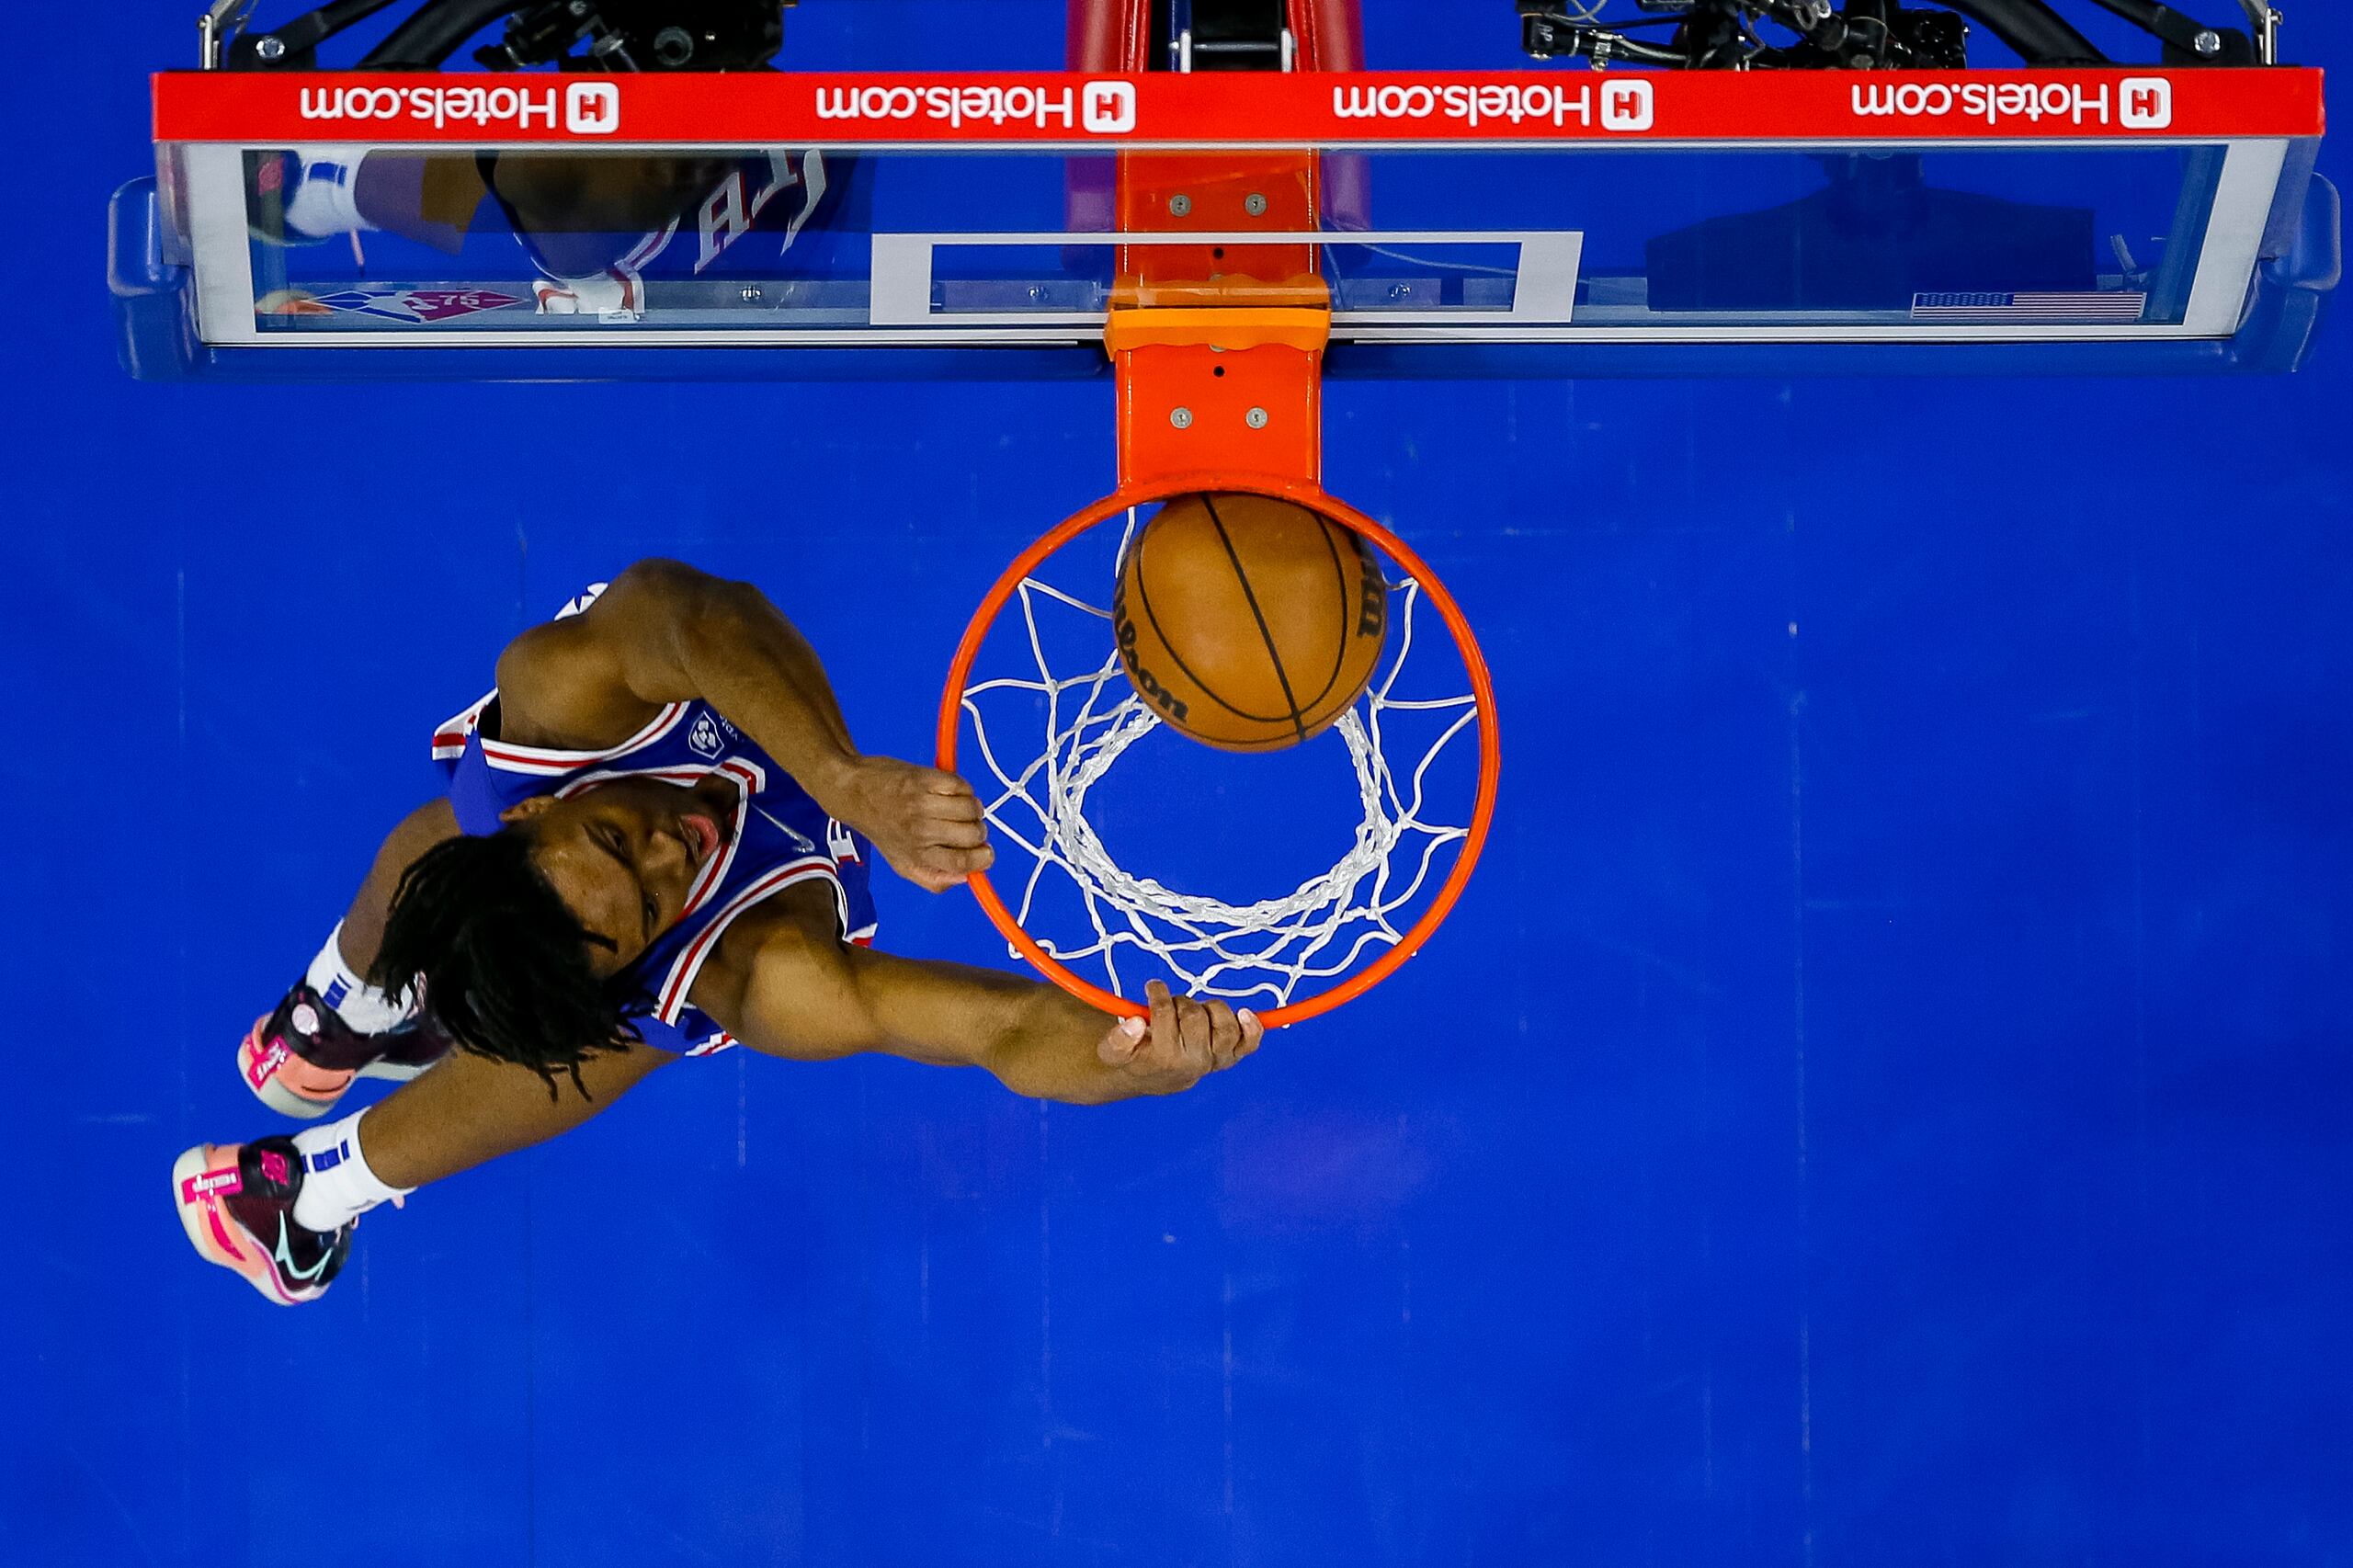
left=358, top=1059, right=433, bottom=1084
left=238, top=1027, right=438, bottom=1119
left=247, top=1055, right=434, bottom=1118
left=248, top=1074, right=341, bottom=1119
left=171, top=1145, right=304, bottom=1307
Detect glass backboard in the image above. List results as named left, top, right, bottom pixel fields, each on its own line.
left=118, top=67, right=2334, bottom=377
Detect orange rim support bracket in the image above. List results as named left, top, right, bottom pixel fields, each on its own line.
left=1112, top=150, right=1326, bottom=493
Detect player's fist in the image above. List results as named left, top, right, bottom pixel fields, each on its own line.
left=830, top=755, right=993, bottom=892
left=1095, top=981, right=1262, bottom=1095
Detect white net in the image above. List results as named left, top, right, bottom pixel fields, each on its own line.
left=960, top=520, right=1483, bottom=1011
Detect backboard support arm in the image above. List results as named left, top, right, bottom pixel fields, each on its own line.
left=1112, top=151, right=1327, bottom=491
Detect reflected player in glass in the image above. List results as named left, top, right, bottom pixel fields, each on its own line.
left=234, top=0, right=863, bottom=320
left=173, top=561, right=1261, bottom=1306
left=250, top=142, right=853, bottom=317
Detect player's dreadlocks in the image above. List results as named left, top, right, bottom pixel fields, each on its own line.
left=370, top=830, right=643, bottom=1097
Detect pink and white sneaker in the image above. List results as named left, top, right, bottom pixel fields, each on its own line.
left=239, top=983, right=451, bottom=1119
left=171, top=1137, right=352, bottom=1306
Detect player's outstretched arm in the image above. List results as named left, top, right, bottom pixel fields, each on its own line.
left=491, top=558, right=990, bottom=892
left=706, top=915, right=1261, bottom=1105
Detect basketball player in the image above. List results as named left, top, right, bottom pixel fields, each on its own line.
left=174, top=560, right=1261, bottom=1306
left=252, top=142, right=856, bottom=316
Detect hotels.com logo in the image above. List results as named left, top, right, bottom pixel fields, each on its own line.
left=565, top=80, right=620, bottom=134
left=1600, top=78, right=1654, bottom=131
left=813, top=81, right=1139, bottom=132
left=2120, top=76, right=2173, bottom=128
left=1850, top=75, right=2176, bottom=128
left=1330, top=77, right=1654, bottom=131
left=299, top=80, right=625, bottom=133
left=1084, top=81, right=1136, bottom=133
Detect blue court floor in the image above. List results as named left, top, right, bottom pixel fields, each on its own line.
left=6, top=4, right=2351, bottom=1565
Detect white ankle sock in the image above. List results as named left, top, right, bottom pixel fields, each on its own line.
left=281, top=154, right=375, bottom=239
left=291, top=1110, right=412, bottom=1231
left=306, top=922, right=411, bottom=1034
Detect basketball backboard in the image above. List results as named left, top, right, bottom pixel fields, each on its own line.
left=114, top=66, right=2334, bottom=379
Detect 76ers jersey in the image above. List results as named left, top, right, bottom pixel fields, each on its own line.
left=429, top=585, right=878, bottom=1056
left=488, top=149, right=870, bottom=317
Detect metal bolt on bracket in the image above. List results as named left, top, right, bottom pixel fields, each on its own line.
left=255, top=34, right=286, bottom=59
left=1245, top=194, right=1269, bottom=216
left=1170, top=407, right=1195, bottom=429
left=1169, top=195, right=1193, bottom=217
left=2193, top=28, right=2222, bottom=53
left=1245, top=407, right=1269, bottom=429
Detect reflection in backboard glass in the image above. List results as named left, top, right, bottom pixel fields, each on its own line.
left=173, top=142, right=2228, bottom=342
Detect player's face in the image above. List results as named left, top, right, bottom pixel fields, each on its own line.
left=517, top=778, right=734, bottom=977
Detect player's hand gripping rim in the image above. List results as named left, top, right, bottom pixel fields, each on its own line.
left=1096, top=981, right=1263, bottom=1094
left=830, top=755, right=993, bottom=893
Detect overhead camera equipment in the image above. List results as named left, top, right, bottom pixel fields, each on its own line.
left=202, top=0, right=790, bottom=71
left=1515, top=0, right=2281, bottom=69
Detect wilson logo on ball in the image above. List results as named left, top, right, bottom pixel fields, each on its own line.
left=1113, top=585, right=1190, bottom=723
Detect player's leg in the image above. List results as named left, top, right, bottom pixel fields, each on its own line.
left=348, top=1038, right=672, bottom=1190
left=176, top=1040, right=671, bottom=1306
left=243, top=800, right=460, bottom=1119
left=249, top=150, right=492, bottom=254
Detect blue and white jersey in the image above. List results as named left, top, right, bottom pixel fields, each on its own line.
left=429, top=585, right=877, bottom=1056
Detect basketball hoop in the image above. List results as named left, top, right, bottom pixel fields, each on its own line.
left=938, top=474, right=1499, bottom=1027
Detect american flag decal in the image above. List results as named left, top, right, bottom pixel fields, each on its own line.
left=1911, top=291, right=2149, bottom=324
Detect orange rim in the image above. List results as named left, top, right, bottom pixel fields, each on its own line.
left=937, top=473, right=1501, bottom=1028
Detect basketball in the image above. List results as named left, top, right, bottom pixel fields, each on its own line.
left=1113, top=492, right=1389, bottom=752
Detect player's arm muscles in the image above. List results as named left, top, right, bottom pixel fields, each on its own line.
left=491, top=558, right=858, bottom=789
left=491, top=558, right=987, bottom=892
left=699, top=911, right=1261, bottom=1106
